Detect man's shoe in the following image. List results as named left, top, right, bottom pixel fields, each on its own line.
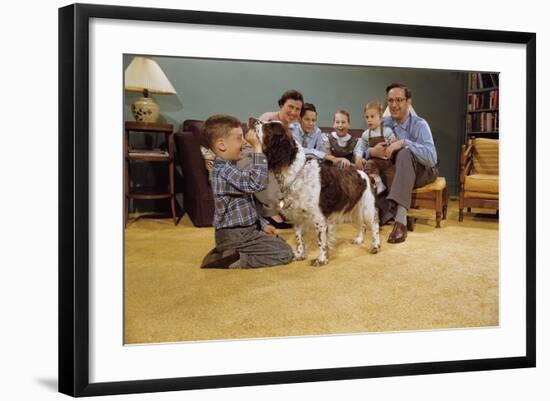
left=201, top=248, right=240, bottom=268
left=387, top=222, right=407, bottom=244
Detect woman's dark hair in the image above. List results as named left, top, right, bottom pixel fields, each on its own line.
left=385, top=83, right=412, bottom=99
left=300, top=102, right=317, bottom=117
left=278, top=89, right=304, bottom=107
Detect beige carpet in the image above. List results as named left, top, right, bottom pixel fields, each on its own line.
left=124, top=201, right=498, bottom=344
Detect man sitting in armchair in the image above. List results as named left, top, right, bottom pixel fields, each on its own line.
left=375, top=83, right=439, bottom=244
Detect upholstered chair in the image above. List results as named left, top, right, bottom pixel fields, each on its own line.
left=459, top=138, right=499, bottom=221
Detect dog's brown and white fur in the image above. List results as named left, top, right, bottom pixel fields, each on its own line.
left=255, top=120, right=380, bottom=266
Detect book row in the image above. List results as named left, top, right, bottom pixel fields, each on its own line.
left=468, top=72, right=499, bottom=90
left=466, top=111, right=499, bottom=133
left=467, top=91, right=499, bottom=111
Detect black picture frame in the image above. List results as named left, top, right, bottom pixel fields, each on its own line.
left=58, top=3, right=536, bottom=397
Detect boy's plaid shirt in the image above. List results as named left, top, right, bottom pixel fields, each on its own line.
left=211, top=153, right=269, bottom=229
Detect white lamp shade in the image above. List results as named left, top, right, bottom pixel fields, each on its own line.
left=125, top=56, right=177, bottom=95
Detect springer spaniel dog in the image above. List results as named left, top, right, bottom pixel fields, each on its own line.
left=254, top=119, right=380, bottom=266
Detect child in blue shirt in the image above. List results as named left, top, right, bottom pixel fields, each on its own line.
left=200, top=114, right=293, bottom=268
left=289, top=103, right=327, bottom=160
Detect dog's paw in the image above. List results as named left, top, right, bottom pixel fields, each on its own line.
left=350, top=237, right=364, bottom=245
left=369, top=245, right=380, bottom=254
left=293, top=253, right=306, bottom=261
left=310, top=258, right=329, bottom=267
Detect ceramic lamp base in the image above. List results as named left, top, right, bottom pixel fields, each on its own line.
left=132, top=97, right=160, bottom=122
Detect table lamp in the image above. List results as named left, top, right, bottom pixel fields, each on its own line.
left=124, top=56, right=177, bottom=123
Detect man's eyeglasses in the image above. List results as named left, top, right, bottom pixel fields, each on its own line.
left=387, top=98, right=407, bottom=105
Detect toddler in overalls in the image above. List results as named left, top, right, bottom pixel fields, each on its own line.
left=354, top=101, right=396, bottom=194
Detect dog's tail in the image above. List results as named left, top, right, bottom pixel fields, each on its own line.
left=356, top=170, right=381, bottom=252
left=355, top=170, right=376, bottom=214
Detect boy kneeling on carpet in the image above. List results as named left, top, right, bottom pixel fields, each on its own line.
left=200, top=114, right=294, bottom=269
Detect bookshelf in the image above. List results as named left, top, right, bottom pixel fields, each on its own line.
left=465, top=72, right=499, bottom=140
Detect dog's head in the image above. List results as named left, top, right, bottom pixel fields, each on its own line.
left=250, top=119, right=297, bottom=172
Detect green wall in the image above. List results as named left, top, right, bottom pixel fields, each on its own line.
left=124, top=55, right=466, bottom=197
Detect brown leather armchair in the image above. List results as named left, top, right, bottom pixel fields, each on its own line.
left=174, top=120, right=215, bottom=227
left=459, top=137, right=499, bottom=221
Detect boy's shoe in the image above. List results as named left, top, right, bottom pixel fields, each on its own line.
left=201, top=248, right=240, bottom=268
left=266, top=216, right=293, bottom=229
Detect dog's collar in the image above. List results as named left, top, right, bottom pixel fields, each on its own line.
left=275, top=154, right=312, bottom=210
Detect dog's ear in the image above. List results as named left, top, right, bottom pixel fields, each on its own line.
left=248, top=117, right=260, bottom=130
left=263, top=123, right=297, bottom=172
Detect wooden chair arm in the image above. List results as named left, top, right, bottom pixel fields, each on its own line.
left=459, top=142, right=474, bottom=185
left=460, top=143, right=474, bottom=166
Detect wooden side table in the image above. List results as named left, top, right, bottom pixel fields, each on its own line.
left=124, top=121, right=177, bottom=226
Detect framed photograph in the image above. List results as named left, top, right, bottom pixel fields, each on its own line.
left=59, top=3, right=536, bottom=397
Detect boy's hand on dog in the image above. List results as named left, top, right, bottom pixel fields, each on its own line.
left=245, top=128, right=262, bottom=153
left=262, top=224, right=277, bottom=235
left=355, top=158, right=367, bottom=170
left=336, top=158, right=351, bottom=168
